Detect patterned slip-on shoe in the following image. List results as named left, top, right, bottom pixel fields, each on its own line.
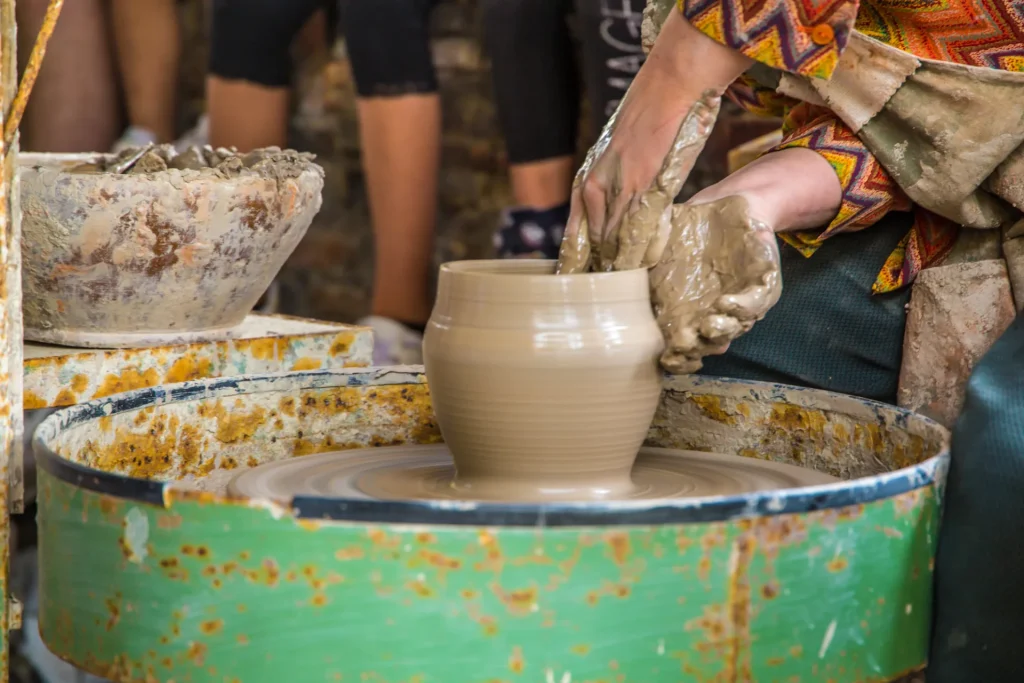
left=493, top=202, right=570, bottom=260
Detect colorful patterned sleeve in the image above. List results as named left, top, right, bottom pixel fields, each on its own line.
left=677, top=0, right=859, bottom=80
left=725, top=74, right=794, bottom=118
left=774, top=103, right=959, bottom=293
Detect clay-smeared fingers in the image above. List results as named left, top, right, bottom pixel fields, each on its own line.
left=698, top=314, right=743, bottom=341
left=555, top=189, right=592, bottom=274
left=579, top=169, right=612, bottom=272
left=612, top=192, right=668, bottom=271
left=643, top=207, right=675, bottom=268
left=713, top=283, right=777, bottom=320
left=658, top=345, right=703, bottom=374
left=611, top=97, right=721, bottom=272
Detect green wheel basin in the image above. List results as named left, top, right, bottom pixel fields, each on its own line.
left=33, top=368, right=948, bottom=682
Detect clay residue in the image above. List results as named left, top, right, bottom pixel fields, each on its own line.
left=68, top=144, right=317, bottom=182
left=20, top=144, right=324, bottom=342
left=173, top=467, right=251, bottom=495
left=556, top=90, right=722, bottom=275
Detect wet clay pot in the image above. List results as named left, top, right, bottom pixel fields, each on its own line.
left=19, top=152, right=323, bottom=347
left=423, top=260, right=664, bottom=501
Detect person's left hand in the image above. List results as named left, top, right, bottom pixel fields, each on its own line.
left=648, top=196, right=781, bottom=372
left=642, top=148, right=844, bottom=372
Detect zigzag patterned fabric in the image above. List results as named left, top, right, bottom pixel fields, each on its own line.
left=778, top=104, right=913, bottom=240
left=773, top=103, right=960, bottom=294
left=724, top=74, right=795, bottom=117
left=855, top=0, right=1024, bottom=70
left=680, top=0, right=857, bottom=79
left=874, top=207, right=960, bottom=292
left=676, top=0, right=1023, bottom=291
left=678, top=0, right=1024, bottom=75
left=774, top=105, right=962, bottom=293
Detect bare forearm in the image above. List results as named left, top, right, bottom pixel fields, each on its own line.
left=648, top=9, right=754, bottom=100
left=687, top=148, right=842, bottom=231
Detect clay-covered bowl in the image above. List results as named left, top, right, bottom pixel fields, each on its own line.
left=423, top=260, right=664, bottom=501
left=19, top=150, right=324, bottom=347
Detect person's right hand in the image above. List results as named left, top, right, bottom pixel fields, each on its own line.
left=556, top=8, right=754, bottom=274
left=555, top=85, right=722, bottom=274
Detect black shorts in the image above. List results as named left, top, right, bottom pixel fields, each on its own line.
left=209, top=0, right=338, bottom=88
left=340, top=0, right=441, bottom=97
left=341, top=0, right=647, bottom=164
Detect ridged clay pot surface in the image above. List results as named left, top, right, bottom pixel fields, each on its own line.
left=423, top=260, right=664, bottom=501
left=20, top=151, right=323, bottom=347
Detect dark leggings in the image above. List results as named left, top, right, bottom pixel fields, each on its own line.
left=342, top=0, right=647, bottom=164
left=482, top=0, right=647, bottom=162
left=209, top=0, right=337, bottom=88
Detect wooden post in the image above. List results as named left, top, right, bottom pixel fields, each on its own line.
left=0, top=0, right=24, bottom=677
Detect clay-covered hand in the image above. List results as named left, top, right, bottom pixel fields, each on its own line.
left=556, top=92, right=722, bottom=274
left=555, top=9, right=754, bottom=274
left=650, top=195, right=781, bottom=373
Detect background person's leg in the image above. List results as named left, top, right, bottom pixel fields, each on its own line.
left=110, top=0, right=181, bottom=149
left=699, top=212, right=913, bottom=404
left=17, top=0, right=120, bottom=153
left=481, top=0, right=578, bottom=259
left=343, top=0, right=441, bottom=364
left=207, top=0, right=324, bottom=151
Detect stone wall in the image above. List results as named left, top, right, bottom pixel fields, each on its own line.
left=180, top=0, right=779, bottom=324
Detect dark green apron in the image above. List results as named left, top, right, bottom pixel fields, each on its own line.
left=699, top=211, right=913, bottom=404
left=928, top=310, right=1024, bottom=681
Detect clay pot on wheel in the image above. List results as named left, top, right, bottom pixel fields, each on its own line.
left=423, top=260, right=664, bottom=501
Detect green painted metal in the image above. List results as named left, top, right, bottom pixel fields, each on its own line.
left=39, top=475, right=938, bottom=682
left=34, top=370, right=949, bottom=682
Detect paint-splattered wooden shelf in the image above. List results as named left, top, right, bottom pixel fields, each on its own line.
left=23, top=314, right=372, bottom=410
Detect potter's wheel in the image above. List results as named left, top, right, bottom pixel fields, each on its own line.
left=227, top=444, right=838, bottom=503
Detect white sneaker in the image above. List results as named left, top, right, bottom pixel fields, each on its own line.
left=175, top=114, right=209, bottom=150
left=357, top=315, right=424, bottom=367
left=110, top=126, right=158, bottom=153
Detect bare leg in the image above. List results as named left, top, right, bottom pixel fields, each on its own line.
left=357, top=95, right=441, bottom=324
left=207, top=77, right=290, bottom=151
left=110, top=0, right=181, bottom=143
left=508, top=158, right=574, bottom=210
left=17, top=0, right=119, bottom=152
left=206, top=0, right=326, bottom=152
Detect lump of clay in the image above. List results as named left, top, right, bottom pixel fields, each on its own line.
left=167, top=146, right=208, bottom=171
left=202, top=145, right=220, bottom=167
left=241, top=147, right=282, bottom=168
left=128, top=150, right=169, bottom=174
left=154, top=144, right=177, bottom=162
left=64, top=144, right=318, bottom=180
left=216, top=156, right=244, bottom=174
